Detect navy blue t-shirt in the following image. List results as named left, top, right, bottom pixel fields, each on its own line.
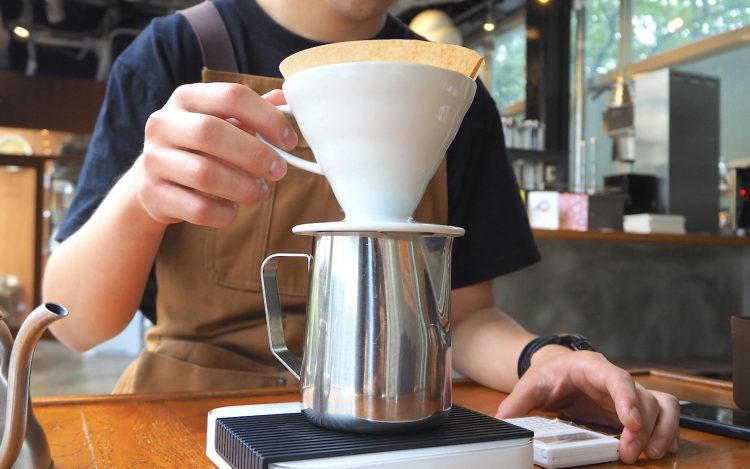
left=58, top=0, right=540, bottom=323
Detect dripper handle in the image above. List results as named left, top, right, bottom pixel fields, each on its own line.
left=259, top=105, right=324, bottom=175
left=260, top=253, right=312, bottom=380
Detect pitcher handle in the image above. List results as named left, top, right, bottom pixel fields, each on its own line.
left=260, top=253, right=313, bottom=380
left=258, top=104, right=324, bottom=175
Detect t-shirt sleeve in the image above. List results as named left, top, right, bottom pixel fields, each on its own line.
left=447, top=80, right=540, bottom=288
left=56, top=15, right=197, bottom=242
left=56, top=64, right=155, bottom=241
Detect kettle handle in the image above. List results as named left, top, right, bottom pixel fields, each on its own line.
left=260, top=253, right=312, bottom=380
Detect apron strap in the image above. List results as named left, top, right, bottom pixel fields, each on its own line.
left=179, top=1, right=239, bottom=73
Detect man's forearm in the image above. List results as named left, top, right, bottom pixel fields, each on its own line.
left=451, top=307, right=536, bottom=392
left=42, top=165, right=166, bottom=351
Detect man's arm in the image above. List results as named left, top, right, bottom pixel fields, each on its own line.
left=451, top=280, right=534, bottom=391
left=43, top=168, right=166, bottom=351
left=450, top=280, right=680, bottom=464
left=43, top=84, right=293, bottom=351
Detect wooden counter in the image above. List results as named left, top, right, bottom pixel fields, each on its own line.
left=32, top=371, right=748, bottom=468
left=533, top=228, right=750, bottom=247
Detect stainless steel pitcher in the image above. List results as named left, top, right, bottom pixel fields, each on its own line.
left=261, top=232, right=455, bottom=433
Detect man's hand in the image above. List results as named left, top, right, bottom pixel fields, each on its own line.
left=496, top=347, right=680, bottom=464
left=451, top=281, right=680, bottom=464
left=134, top=83, right=294, bottom=228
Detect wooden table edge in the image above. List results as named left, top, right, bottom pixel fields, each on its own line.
left=32, top=370, right=734, bottom=407
left=629, top=368, right=734, bottom=390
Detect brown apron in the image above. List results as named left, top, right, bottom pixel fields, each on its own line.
left=113, top=70, right=450, bottom=393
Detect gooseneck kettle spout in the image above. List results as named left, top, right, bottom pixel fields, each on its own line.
left=0, top=303, right=68, bottom=469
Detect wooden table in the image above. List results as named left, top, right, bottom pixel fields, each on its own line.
left=33, top=371, right=749, bottom=468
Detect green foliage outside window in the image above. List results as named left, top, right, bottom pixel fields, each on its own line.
left=585, top=0, right=750, bottom=79
left=472, top=1, right=750, bottom=111
left=633, top=0, right=750, bottom=60
left=585, top=0, right=620, bottom=77
left=474, top=23, right=527, bottom=112
left=489, top=26, right=527, bottom=111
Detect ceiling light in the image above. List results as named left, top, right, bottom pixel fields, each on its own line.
left=13, top=26, right=31, bottom=40
left=483, top=2, right=495, bottom=33
left=409, top=9, right=462, bottom=45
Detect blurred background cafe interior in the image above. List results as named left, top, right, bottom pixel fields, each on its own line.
left=0, top=0, right=749, bottom=396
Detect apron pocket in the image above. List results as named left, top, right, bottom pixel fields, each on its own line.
left=206, top=196, right=273, bottom=291
left=205, top=162, right=342, bottom=297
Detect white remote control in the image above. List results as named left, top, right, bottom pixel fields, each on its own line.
left=503, top=416, right=619, bottom=468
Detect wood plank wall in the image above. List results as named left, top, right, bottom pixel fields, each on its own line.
left=0, top=70, right=105, bottom=134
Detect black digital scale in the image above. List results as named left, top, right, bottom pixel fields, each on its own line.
left=206, top=402, right=533, bottom=469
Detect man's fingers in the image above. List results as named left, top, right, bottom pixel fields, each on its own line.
left=262, top=89, right=287, bottom=106
left=143, top=146, right=270, bottom=205
left=146, top=109, right=287, bottom=181
left=137, top=177, right=238, bottom=228
left=644, top=391, right=680, bottom=459
left=568, top=353, right=643, bottom=432
left=165, top=82, right=297, bottom=151
left=569, top=356, right=681, bottom=463
left=604, top=369, right=644, bottom=432
left=618, top=430, right=643, bottom=464
left=617, top=385, right=661, bottom=463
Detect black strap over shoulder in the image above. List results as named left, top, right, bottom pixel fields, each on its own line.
left=179, top=1, right=239, bottom=73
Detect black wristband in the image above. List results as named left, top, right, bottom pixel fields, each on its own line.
left=517, top=333, right=596, bottom=379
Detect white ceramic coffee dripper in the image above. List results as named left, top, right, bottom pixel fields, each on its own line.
left=262, top=61, right=477, bottom=229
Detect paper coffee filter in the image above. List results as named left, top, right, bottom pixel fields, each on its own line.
left=279, top=39, right=484, bottom=80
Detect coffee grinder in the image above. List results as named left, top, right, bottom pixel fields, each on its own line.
left=207, top=41, right=533, bottom=468
left=602, top=77, right=659, bottom=215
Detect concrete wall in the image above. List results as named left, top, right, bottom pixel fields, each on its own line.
left=494, top=238, right=749, bottom=362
